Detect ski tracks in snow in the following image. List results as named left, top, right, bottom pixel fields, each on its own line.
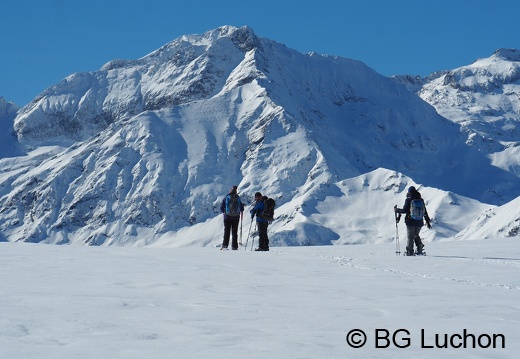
left=324, top=252, right=520, bottom=291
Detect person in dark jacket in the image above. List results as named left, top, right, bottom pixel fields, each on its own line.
left=250, top=192, right=269, bottom=251
left=394, top=186, right=432, bottom=256
left=220, top=185, right=244, bottom=250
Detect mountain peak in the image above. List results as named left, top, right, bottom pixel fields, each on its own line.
left=492, top=48, right=520, bottom=62
left=0, top=96, right=19, bottom=115
left=215, top=25, right=257, bottom=47
left=180, top=25, right=258, bottom=50
left=418, top=47, right=520, bottom=185
left=144, top=25, right=259, bottom=61
left=210, top=25, right=259, bottom=52
left=435, top=47, right=520, bottom=93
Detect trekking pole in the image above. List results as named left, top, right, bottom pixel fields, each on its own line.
left=244, top=220, right=253, bottom=251
left=250, top=223, right=257, bottom=251
left=394, top=207, right=401, bottom=256
left=239, top=212, right=244, bottom=246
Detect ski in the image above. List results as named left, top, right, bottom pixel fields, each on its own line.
left=403, top=252, right=427, bottom=257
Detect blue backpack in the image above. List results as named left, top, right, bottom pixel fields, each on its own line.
left=410, top=199, right=425, bottom=220
left=225, top=193, right=241, bottom=217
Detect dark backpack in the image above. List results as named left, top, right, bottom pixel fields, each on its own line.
left=410, top=198, right=425, bottom=220
left=226, top=193, right=241, bottom=217
left=260, top=197, right=276, bottom=222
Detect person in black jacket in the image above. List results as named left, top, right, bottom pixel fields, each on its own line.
left=394, top=186, right=432, bottom=256
left=220, top=185, right=244, bottom=250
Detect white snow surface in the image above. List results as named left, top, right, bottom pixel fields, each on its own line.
left=1, top=239, right=519, bottom=358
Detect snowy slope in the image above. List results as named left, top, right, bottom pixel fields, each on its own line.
left=0, top=26, right=519, bottom=246
left=456, top=195, right=520, bottom=240
left=1, top=239, right=519, bottom=358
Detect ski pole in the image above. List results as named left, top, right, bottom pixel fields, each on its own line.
left=244, top=220, right=253, bottom=251
left=239, top=212, right=244, bottom=246
left=394, top=207, right=401, bottom=256
left=250, top=223, right=257, bottom=251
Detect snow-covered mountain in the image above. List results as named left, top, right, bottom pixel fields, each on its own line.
left=0, top=26, right=519, bottom=246
left=0, top=97, right=20, bottom=158
left=396, top=49, right=520, bottom=241
left=419, top=48, right=520, bottom=175
left=455, top=195, right=520, bottom=240
left=0, top=96, right=18, bottom=120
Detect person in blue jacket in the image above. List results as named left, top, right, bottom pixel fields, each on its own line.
left=250, top=192, right=269, bottom=251
left=394, top=186, right=432, bottom=256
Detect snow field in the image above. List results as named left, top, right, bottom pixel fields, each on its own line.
left=1, top=238, right=519, bottom=358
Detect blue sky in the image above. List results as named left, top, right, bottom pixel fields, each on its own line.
left=2, top=0, right=520, bottom=106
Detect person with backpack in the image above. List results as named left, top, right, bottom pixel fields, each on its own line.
left=394, top=186, right=432, bottom=256
left=250, top=192, right=271, bottom=251
left=220, top=185, right=244, bottom=250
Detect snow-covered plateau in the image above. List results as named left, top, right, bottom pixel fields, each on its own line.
left=0, top=239, right=519, bottom=358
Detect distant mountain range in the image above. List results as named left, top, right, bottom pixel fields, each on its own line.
left=0, top=26, right=518, bottom=246
left=396, top=48, right=520, bottom=178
